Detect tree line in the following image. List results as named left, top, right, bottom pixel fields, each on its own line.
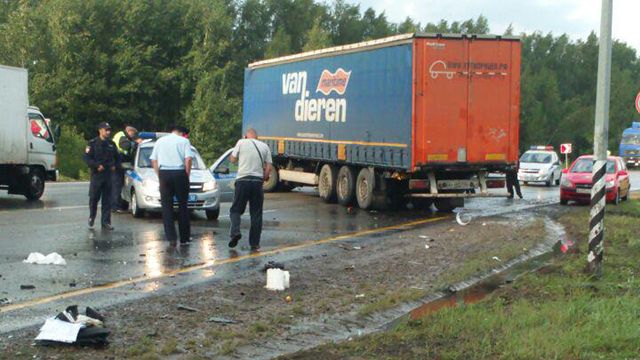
left=1, top=0, right=639, bottom=178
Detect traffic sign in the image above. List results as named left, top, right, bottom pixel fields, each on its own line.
left=560, top=143, right=572, bottom=154
left=636, top=91, right=640, bottom=114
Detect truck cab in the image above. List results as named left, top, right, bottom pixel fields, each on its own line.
left=619, top=122, right=640, bottom=167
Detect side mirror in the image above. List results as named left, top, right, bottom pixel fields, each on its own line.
left=214, top=166, right=229, bottom=175
left=53, top=124, right=61, bottom=140
left=562, top=168, right=568, bottom=174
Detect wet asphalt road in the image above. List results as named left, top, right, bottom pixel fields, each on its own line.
left=0, top=172, right=638, bottom=331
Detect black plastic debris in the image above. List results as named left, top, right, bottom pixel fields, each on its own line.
left=262, top=261, right=285, bottom=272
left=20, top=284, right=35, bottom=290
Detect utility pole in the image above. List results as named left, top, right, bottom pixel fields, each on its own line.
left=588, top=0, right=613, bottom=275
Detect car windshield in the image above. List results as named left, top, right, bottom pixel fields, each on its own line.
left=520, top=152, right=552, bottom=164
left=570, top=159, right=615, bottom=174
left=137, top=146, right=206, bottom=170
left=621, top=133, right=640, bottom=145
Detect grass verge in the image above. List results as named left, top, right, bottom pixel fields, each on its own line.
left=284, top=198, right=640, bottom=359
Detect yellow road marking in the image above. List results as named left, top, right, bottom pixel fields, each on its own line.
left=0, top=216, right=447, bottom=313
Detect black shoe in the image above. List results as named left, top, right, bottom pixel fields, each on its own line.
left=250, top=246, right=260, bottom=252
left=228, top=234, right=241, bottom=248
left=180, top=241, right=192, bottom=246
left=517, top=193, right=523, bottom=199
left=102, top=223, right=114, bottom=231
left=88, top=218, right=95, bottom=228
left=112, top=208, right=125, bottom=214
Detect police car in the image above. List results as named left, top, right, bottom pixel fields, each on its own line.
left=121, top=133, right=220, bottom=219
left=518, top=146, right=563, bottom=186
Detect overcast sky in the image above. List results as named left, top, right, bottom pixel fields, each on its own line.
left=348, top=0, right=639, bottom=51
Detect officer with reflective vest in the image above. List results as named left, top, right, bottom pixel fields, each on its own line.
left=84, top=122, right=120, bottom=229
left=111, top=126, right=141, bottom=211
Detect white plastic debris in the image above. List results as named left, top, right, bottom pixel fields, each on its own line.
left=35, top=318, right=83, bottom=343
left=23, top=252, right=67, bottom=265
left=355, top=294, right=365, bottom=299
left=492, top=256, right=502, bottom=262
left=455, top=212, right=472, bottom=226
left=419, top=235, right=429, bottom=239
left=265, top=269, right=290, bottom=291
left=424, top=245, right=430, bottom=249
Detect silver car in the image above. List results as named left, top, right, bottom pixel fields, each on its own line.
left=121, top=140, right=221, bottom=220
left=209, top=148, right=237, bottom=203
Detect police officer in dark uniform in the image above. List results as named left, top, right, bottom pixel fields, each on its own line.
left=83, top=122, right=120, bottom=229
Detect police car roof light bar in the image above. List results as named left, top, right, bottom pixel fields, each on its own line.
left=530, top=145, right=554, bottom=151
left=138, top=132, right=169, bottom=140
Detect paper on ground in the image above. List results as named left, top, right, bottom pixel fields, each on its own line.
left=35, top=318, right=83, bottom=343
left=266, top=269, right=290, bottom=291
left=23, top=252, right=67, bottom=265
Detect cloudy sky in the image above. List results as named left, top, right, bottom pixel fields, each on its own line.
left=348, top=0, right=639, bottom=51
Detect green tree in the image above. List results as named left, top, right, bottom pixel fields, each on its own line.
left=265, top=26, right=293, bottom=58
left=303, top=18, right=332, bottom=51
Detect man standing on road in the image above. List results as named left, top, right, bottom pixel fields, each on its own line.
left=506, top=163, right=523, bottom=199
left=228, top=128, right=272, bottom=251
left=150, top=126, right=194, bottom=245
left=111, top=125, right=142, bottom=212
left=83, top=122, right=120, bottom=230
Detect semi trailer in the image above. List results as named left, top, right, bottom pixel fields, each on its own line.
left=242, top=33, right=521, bottom=211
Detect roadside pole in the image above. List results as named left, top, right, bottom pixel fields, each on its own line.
left=588, top=0, right=613, bottom=275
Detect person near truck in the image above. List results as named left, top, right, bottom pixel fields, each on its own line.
left=506, top=163, right=523, bottom=199
left=83, top=122, right=120, bottom=230
left=111, top=125, right=142, bottom=212
left=150, top=125, right=194, bottom=245
left=228, top=128, right=272, bottom=251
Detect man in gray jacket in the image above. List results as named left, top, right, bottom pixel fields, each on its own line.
left=228, top=128, right=272, bottom=251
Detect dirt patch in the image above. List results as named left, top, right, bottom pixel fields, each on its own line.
left=0, top=210, right=549, bottom=359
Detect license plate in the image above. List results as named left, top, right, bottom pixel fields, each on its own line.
left=188, top=194, right=197, bottom=202
left=576, top=188, right=591, bottom=194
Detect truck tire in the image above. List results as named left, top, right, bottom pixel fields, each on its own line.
left=24, top=168, right=45, bottom=200
left=263, top=165, right=279, bottom=193
left=130, top=189, right=145, bottom=218
left=336, top=166, right=356, bottom=206
left=356, top=168, right=375, bottom=210
left=434, top=198, right=458, bottom=213
left=318, top=164, right=337, bottom=203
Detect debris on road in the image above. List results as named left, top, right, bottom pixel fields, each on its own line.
left=455, top=212, right=472, bottom=226
left=344, top=265, right=355, bottom=271
left=0, top=298, right=11, bottom=305
left=492, top=256, right=502, bottom=262
left=265, top=268, right=290, bottom=291
left=355, top=294, right=365, bottom=299
left=419, top=235, right=429, bottom=239
left=35, top=305, right=109, bottom=346
left=20, top=284, right=35, bottom=290
left=262, top=260, right=285, bottom=272
left=424, top=245, right=430, bottom=250
left=207, top=317, right=238, bottom=324
left=353, top=246, right=362, bottom=250
left=176, top=304, right=199, bottom=312
left=23, top=252, right=67, bottom=266
left=285, top=295, right=293, bottom=303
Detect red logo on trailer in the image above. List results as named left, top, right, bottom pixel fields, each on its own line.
left=560, top=143, right=572, bottom=154
left=316, top=68, right=351, bottom=95
left=636, top=91, right=640, bottom=114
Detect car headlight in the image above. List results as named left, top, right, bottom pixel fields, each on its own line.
left=202, top=180, right=217, bottom=192
left=606, top=180, right=615, bottom=189
left=560, top=177, right=574, bottom=188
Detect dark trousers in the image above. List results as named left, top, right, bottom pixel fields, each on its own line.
left=159, top=170, right=190, bottom=242
left=111, top=168, right=125, bottom=210
left=89, top=172, right=112, bottom=225
left=506, top=169, right=522, bottom=197
left=230, top=178, right=264, bottom=248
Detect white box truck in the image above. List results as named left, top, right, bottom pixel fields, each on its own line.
left=0, top=65, right=58, bottom=200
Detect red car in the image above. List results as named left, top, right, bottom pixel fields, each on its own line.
left=560, top=155, right=631, bottom=205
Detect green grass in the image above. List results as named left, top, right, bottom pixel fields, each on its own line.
left=285, top=199, right=640, bottom=360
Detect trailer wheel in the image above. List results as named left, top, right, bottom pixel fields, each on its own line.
left=336, top=166, right=356, bottom=206
left=24, top=168, right=45, bottom=200
left=263, top=165, right=279, bottom=193
left=356, top=168, right=375, bottom=210
left=318, top=164, right=337, bottom=203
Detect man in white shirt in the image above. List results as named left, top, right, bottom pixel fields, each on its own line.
left=150, top=125, right=194, bottom=245
left=228, top=128, right=272, bottom=251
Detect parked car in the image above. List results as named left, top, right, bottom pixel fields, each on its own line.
left=560, top=155, right=631, bottom=205
left=121, top=137, right=220, bottom=219
left=209, top=148, right=238, bottom=203
left=518, top=146, right=562, bottom=186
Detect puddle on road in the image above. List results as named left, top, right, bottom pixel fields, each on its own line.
left=407, top=215, right=573, bottom=322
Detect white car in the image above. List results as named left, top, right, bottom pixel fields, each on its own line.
left=518, top=146, right=563, bottom=186
left=121, top=138, right=220, bottom=219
